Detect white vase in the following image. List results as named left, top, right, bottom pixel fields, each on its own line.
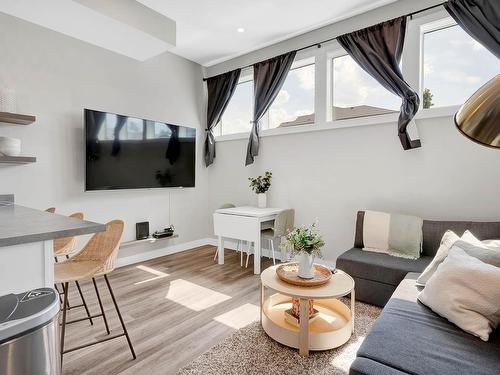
left=0, top=137, right=21, bottom=156
left=298, top=253, right=315, bottom=279
left=257, top=193, right=267, bottom=208
left=0, top=89, right=16, bottom=113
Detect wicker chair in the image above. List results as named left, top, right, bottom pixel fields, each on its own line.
left=53, top=212, right=94, bottom=322
left=55, top=220, right=136, bottom=367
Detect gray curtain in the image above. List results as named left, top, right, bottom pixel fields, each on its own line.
left=205, top=69, right=241, bottom=167
left=338, top=17, right=421, bottom=150
left=246, top=51, right=296, bottom=165
left=445, top=0, right=500, bottom=59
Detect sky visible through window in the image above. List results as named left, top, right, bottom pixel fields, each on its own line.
left=423, top=24, right=499, bottom=108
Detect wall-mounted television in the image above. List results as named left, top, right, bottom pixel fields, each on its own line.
left=85, top=109, right=195, bottom=191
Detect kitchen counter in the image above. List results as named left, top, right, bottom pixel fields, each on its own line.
left=0, top=203, right=105, bottom=247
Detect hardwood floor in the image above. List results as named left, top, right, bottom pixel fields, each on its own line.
left=62, top=245, right=274, bottom=375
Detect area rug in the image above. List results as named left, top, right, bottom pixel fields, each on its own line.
left=177, top=299, right=381, bottom=375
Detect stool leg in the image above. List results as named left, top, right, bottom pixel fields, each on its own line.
left=245, top=242, right=252, bottom=268
left=75, top=280, right=93, bottom=325
left=104, top=275, right=136, bottom=360
left=60, top=282, right=69, bottom=370
left=92, top=277, right=110, bottom=334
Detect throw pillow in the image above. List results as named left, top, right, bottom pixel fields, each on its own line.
left=362, top=210, right=423, bottom=259
left=418, top=248, right=500, bottom=341
left=416, top=230, right=486, bottom=286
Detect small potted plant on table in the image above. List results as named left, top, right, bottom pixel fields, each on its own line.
left=281, top=222, right=325, bottom=279
left=248, top=171, right=272, bottom=208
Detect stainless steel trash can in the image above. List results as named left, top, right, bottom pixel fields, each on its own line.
left=0, top=288, right=60, bottom=375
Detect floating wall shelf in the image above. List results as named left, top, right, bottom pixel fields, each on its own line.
left=0, top=112, right=36, bottom=125
left=0, top=156, right=37, bottom=164
left=120, top=234, right=178, bottom=248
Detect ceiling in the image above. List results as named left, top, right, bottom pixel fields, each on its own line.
left=0, top=0, right=399, bottom=66
left=138, top=0, right=399, bottom=66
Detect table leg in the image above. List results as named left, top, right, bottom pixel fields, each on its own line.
left=217, top=236, right=224, bottom=265
left=299, top=298, right=309, bottom=356
left=254, top=233, right=261, bottom=274
left=351, top=288, right=355, bottom=331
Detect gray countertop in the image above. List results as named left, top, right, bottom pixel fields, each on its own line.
left=0, top=203, right=106, bottom=247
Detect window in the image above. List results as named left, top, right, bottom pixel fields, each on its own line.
left=265, top=61, right=315, bottom=129
left=214, top=77, right=253, bottom=136
left=332, top=55, right=400, bottom=121
left=422, top=21, right=499, bottom=108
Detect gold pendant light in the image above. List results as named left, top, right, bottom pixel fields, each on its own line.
left=454, top=75, right=500, bottom=149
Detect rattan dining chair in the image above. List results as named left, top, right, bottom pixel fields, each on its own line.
left=213, top=203, right=245, bottom=265
left=55, top=220, right=136, bottom=368
left=246, top=209, right=295, bottom=267
left=53, top=212, right=93, bottom=323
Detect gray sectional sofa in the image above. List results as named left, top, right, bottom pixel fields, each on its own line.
left=336, top=212, right=500, bottom=375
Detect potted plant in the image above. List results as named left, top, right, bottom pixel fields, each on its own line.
left=281, top=222, right=325, bottom=279
left=248, top=171, right=272, bottom=208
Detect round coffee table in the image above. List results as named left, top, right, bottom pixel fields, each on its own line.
left=260, top=264, right=355, bottom=356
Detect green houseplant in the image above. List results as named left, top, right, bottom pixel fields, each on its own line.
left=281, top=222, right=325, bottom=278
left=248, top=171, right=272, bottom=208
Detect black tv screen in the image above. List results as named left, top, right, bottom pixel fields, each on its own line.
left=85, top=109, right=195, bottom=191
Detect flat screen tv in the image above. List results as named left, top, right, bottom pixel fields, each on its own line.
left=85, top=109, right=195, bottom=191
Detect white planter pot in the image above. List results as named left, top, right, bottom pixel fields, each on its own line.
left=0, top=137, right=21, bottom=156
left=257, top=193, right=267, bottom=208
left=298, top=253, right=315, bottom=279
left=0, top=89, right=16, bottom=113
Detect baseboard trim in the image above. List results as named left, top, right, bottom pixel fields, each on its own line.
left=116, top=236, right=337, bottom=270
left=115, top=238, right=214, bottom=268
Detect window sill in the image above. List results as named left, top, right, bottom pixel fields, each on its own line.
left=214, top=105, right=460, bottom=142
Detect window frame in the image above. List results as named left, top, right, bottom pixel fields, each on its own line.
left=215, top=9, right=468, bottom=142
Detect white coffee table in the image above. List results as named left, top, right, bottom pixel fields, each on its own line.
left=260, top=264, right=355, bottom=356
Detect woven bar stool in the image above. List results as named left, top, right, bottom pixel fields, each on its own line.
left=55, top=220, right=136, bottom=367
left=53, top=212, right=93, bottom=323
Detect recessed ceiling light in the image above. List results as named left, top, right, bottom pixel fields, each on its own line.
left=237, top=27, right=245, bottom=33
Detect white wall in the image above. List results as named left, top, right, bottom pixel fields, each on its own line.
left=206, top=0, right=500, bottom=262
left=0, top=14, right=211, bottom=260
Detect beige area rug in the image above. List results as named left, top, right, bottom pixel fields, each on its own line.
left=177, top=300, right=381, bottom=375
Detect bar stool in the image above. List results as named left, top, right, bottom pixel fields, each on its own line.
left=53, top=212, right=93, bottom=323
left=55, top=220, right=136, bottom=367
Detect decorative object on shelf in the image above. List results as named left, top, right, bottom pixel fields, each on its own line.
left=152, top=225, right=175, bottom=239
left=0, top=136, right=21, bottom=156
left=276, top=262, right=332, bottom=287
left=284, top=298, right=319, bottom=327
left=248, top=171, right=272, bottom=208
left=281, top=221, right=325, bottom=279
left=454, top=75, right=499, bottom=149
left=0, top=88, right=16, bottom=113
left=135, top=221, right=149, bottom=240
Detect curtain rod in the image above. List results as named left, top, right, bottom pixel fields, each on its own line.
left=202, top=1, right=446, bottom=81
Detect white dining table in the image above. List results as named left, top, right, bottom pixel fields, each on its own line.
left=213, top=206, right=284, bottom=274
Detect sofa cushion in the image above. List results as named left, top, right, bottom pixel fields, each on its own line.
left=336, top=248, right=432, bottom=286
left=350, top=357, right=409, bottom=375
left=355, top=273, right=500, bottom=375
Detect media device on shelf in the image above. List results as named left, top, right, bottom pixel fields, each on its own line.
left=152, top=225, right=175, bottom=239
left=135, top=222, right=149, bottom=240
left=85, top=109, right=196, bottom=191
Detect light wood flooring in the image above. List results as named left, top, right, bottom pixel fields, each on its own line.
left=62, top=245, right=274, bottom=375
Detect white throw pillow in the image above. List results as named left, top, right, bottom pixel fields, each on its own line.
left=418, top=248, right=500, bottom=341
left=416, top=230, right=484, bottom=286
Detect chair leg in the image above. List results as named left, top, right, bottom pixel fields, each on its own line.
left=270, top=239, right=276, bottom=265
left=60, top=282, right=69, bottom=370
left=237, top=240, right=243, bottom=267
left=92, top=277, right=110, bottom=335
left=75, top=280, right=93, bottom=325
left=213, top=247, right=218, bottom=261
left=103, top=275, right=136, bottom=360
left=245, top=242, right=252, bottom=268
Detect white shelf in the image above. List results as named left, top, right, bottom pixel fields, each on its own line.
left=120, top=234, right=178, bottom=248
